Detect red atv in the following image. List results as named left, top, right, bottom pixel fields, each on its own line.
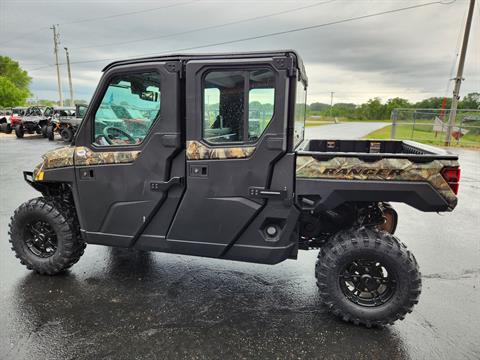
left=0, top=107, right=27, bottom=134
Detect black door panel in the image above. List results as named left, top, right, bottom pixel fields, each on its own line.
left=166, top=58, right=296, bottom=261
left=73, top=62, right=183, bottom=246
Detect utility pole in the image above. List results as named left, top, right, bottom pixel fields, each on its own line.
left=64, top=47, right=74, bottom=107
left=330, top=92, right=335, bottom=122
left=445, top=0, right=475, bottom=146
left=50, top=24, right=63, bottom=106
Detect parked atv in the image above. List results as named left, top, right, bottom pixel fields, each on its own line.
left=8, top=51, right=460, bottom=327
left=14, top=106, right=52, bottom=138
left=46, top=105, right=87, bottom=142
left=0, top=107, right=27, bottom=134
left=0, top=108, right=12, bottom=133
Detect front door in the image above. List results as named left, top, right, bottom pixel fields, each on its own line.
left=166, top=56, right=299, bottom=262
left=73, top=62, right=184, bottom=247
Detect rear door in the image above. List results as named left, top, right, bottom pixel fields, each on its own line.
left=73, top=62, right=184, bottom=247
left=167, top=56, right=296, bottom=258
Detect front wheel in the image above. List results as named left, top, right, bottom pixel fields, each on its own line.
left=60, top=127, right=74, bottom=143
left=46, top=125, right=55, bottom=141
left=8, top=197, right=86, bottom=275
left=41, top=124, right=48, bottom=138
left=315, top=228, right=421, bottom=327
left=14, top=124, right=24, bottom=138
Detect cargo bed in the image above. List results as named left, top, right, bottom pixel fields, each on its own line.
left=295, top=139, right=459, bottom=212
left=297, top=139, right=458, bottom=161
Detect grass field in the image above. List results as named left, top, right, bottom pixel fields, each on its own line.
left=364, top=124, right=480, bottom=148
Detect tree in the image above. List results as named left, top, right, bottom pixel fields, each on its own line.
left=27, top=99, right=57, bottom=106
left=0, top=56, right=31, bottom=107
left=357, top=98, right=386, bottom=120
left=309, top=102, right=329, bottom=112
left=460, top=92, right=480, bottom=109
left=0, top=77, right=30, bottom=107
left=414, top=97, right=451, bottom=109
left=385, top=97, right=411, bottom=117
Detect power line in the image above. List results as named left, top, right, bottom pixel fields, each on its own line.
left=445, top=2, right=469, bottom=96
left=59, top=0, right=197, bottom=26
left=0, top=26, right=50, bottom=45
left=0, top=0, right=197, bottom=46
left=71, top=0, right=337, bottom=50
left=28, top=0, right=457, bottom=71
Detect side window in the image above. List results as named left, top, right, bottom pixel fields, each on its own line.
left=203, top=71, right=245, bottom=143
left=294, top=80, right=306, bottom=147
left=248, top=69, right=275, bottom=141
left=93, top=71, right=161, bottom=146
left=203, top=69, right=275, bottom=144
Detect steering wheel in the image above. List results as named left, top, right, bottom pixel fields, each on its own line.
left=102, top=126, right=136, bottom=145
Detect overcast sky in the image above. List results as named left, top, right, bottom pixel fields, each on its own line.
left=0, top=0, right=478, bottom=104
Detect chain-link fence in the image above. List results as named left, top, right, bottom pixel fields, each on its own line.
left=390, top=108, right=480, bottom=147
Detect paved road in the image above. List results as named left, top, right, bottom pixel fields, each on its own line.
left=306, top=121, right=387, bottom=139
left=0, top=129, right=479, bottom=359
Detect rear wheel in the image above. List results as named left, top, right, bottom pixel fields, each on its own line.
left=315, top=228, right=421, bottom=327
left=14, top=124, right=24, bottom=138
left=41, top=124, right=48, bottom=138
left=60, top=127, right=74, bottom=143
left=0, top=122, right=12, bottom=133
left=46, top=125, right=55, bottom=141
left=8, top=197, right=86, bottom=275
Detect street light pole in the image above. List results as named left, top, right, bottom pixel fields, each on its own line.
left=445, top=0, right=475, bottom=146
left=50, top=24, right=63, bottom=106
left=64, top=47, right=74, bottom=107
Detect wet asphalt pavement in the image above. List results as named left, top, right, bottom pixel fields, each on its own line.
left=0, top=127, right=479, bottom=360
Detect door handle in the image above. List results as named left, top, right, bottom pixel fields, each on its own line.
left=150, top=177, right=184, bottom=192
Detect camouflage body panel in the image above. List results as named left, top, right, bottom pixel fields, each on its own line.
left=296, top=156, right=459, bottom=205
left=186, top=140, right=255, bottom=160
left=33, top=146, right=140, bottom=179
left=74, top=146, right=140, bottom=166
left=41, top=146, right=76, bottom=169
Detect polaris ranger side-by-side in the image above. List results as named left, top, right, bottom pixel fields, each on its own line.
left=9, top=51, right=460, bottom=327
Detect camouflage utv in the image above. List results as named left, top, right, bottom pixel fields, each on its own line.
left=8, top=51, right=460, bottom=327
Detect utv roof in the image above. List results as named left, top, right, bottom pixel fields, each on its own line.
left=102, top=50, right=308, bottom=84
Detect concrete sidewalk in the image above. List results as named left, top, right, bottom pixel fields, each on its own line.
left=306, top=121, right=387, bottom=139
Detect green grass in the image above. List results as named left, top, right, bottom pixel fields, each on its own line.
left=364, top=124, right=480, bottom=148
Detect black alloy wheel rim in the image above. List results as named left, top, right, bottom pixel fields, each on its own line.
left=339, top=258, right=397, bottom=307
left=25, top=220, right=58, bottom=258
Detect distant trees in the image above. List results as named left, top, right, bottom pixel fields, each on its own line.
left=307, top=93, right=480, bottom=120
left=0, top=56, right=31, bottom=107
left=27, top=99, right=89, bottom=106
left=309, top=102, right=330, bottom=112
left=460, top=92, right=480, bottom=109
